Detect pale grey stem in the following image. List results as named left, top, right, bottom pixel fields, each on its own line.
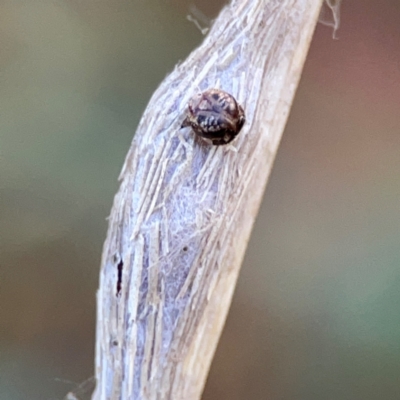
left=92, top=0, right=323, bottom=399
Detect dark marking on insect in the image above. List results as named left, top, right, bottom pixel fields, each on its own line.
left=181, top=88, right=245, bottom=145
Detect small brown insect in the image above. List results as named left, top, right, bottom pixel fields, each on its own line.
left=181, top=88, right=245, bottom=145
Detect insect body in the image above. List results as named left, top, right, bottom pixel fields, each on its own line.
left=181, top=89, right=245, bottom=145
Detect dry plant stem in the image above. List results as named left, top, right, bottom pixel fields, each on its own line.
left=93, top=0, right=323, bottom=399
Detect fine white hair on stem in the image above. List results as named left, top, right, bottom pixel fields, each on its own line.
left=319, top=0, right=342, bottom=38
left=187, top=4, right=211, bottom=36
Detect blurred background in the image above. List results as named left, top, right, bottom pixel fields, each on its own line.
left=1, top=0, right=400, bottom=399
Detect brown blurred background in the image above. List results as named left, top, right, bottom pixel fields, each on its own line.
left=1, top=1, right=400, bottom=399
